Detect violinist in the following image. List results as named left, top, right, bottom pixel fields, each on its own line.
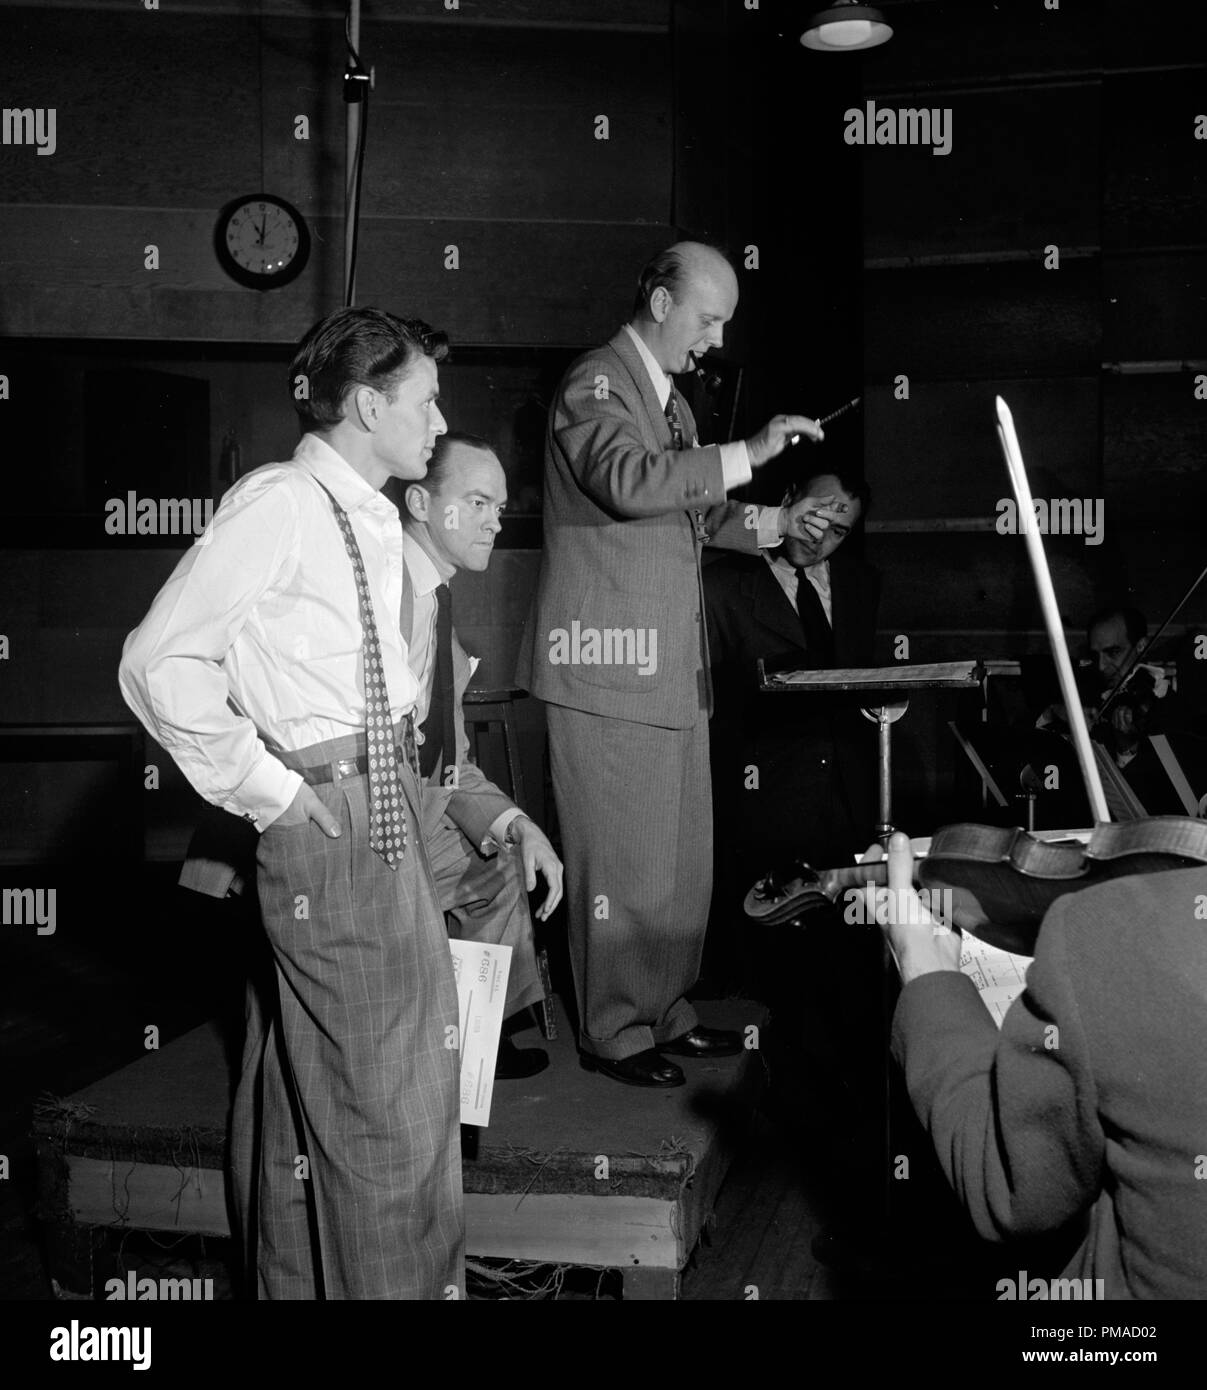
left=869, top=831, right=1207, bottom=1299
left=1036, top=606, right=1168, bottom=769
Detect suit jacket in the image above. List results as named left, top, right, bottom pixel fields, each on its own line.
left=703, top=548, right=881, bottom=862
left=410, top=606, right=515, bottom=847
left=893, top=868, right=1207, bottom=1299
left=179, top=619, right=515, bottom=899
left=515, top=327, right=763, bottom=728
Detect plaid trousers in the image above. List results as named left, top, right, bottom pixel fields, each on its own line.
left=236, top=726, right=464, bottom=1300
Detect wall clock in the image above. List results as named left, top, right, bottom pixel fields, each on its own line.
left=214, top=194, right=310, bottom=290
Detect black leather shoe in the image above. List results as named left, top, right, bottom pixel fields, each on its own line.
left=580, top=1048, right=685, bottom=1088
left=659, top=1026, right=743, bottom=1059
left=494, top=1038, right=549, bottom=1081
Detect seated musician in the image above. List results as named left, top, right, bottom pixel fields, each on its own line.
left=1037, top=606, right=1168, bottom=768
left=702, top=468, right=883, bottom=1253
left=704, top=466, right=881, bottom=933
left=871, top=832, right=1207, bottom=1299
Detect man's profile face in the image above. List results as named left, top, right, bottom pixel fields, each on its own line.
left=1089, top=615, right=1135, bottom=686
left=415, top=445, right=507, bottom=573
left=653, top=267, right=738, bottom=376
left=373, top=353, right=447, bottom=481
left=782, top=474, right=861, bottom=569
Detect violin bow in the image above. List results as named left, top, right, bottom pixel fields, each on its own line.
left=995, top=397, right=1111, bottom=825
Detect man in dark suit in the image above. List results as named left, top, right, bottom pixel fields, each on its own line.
left=399, top=431, right=563, bottom=1078
left=704, top=466, right=880, bottom=893
left=873, top=832, right=1207, bottom=1299
left=703, top=468, right=883, bottom=1223
left=516, top=240, right=837, bottom=1087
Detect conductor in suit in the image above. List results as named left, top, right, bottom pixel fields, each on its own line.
left=872, top=833, right=1207, bottom=1299
left=516, top=240, right=838, bottom=1087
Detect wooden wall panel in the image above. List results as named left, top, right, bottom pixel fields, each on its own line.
left=0, top=12, right=262, bottom=207
left=864, top=259, right=1101, bottom=380
left=0, top=207, right=670, bottom=343
left=862, top=88, right=1100, bottom=264
left=865, top=376, right=1102, bottom=520
left=0, top=0, right=670, bottom=27
left=1102, top=72, right=1207, bottom=249
left=1103, top=252, right=1207, bottom=361
left=862, top=2, right=1102, bottom=93
left=1103, top=373, right=1207, bottom=523
left=866, top=533, right=1103, bottom=643
left=0, top=3, right=675, bottom=343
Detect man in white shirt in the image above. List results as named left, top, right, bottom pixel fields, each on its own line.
left=119, top=307, right=462, bottom=1300
left=516, top=241, right=837, bottom=1088
left=400, top=431, right=563, bottom=1078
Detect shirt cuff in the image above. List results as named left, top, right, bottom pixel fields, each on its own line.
left=227, top=754, right=305, bottom=833
left=719, top=440, right=752, bottom=491
left=486, top=807, right=526, bottom=854
left=756, top=505, right=784, bottom=549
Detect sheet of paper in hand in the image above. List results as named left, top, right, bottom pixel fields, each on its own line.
left=959, top=934, right=1032, bottom=1028
left=449, top=940, right=512, bottom=1126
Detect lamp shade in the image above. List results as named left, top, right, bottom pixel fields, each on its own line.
left=801, top=3, right=893, bottom=51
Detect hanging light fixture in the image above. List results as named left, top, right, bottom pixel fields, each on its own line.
left=800, top=2, right=893, bottom=52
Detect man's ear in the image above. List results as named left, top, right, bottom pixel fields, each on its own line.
left=649, top=286, right=672, bottom=323
left=1136, top=636, right=1148, bottom=655
left=404, top=482, right=430, bottom=522
left=349, top=384, right=377, bottom=431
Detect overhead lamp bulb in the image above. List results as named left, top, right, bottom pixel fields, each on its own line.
left=801, top=3, right=893, bottom=52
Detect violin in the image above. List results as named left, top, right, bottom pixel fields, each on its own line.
left=745, top=398, right=1207, bottom=956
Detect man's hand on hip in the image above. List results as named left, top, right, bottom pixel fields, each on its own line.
left=270, top=782, right=342, bottom=837
left=746, top=414, right=824, bottom=467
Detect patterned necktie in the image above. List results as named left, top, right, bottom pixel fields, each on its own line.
left=319, top=485, right=407, bottom=868
left=419, top=583, right=457, bottom=781
left=794, top=567, right=835, bottom=666
left=664, top=390, right=685, bottom=450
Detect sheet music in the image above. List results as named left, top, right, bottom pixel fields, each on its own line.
left=959, top=933, right=1032, bottom=1027
left=766, top=660, right=979, bottom=688
left=449, top=939, right=512, bottom=1127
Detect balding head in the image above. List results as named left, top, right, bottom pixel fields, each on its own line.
left=630, top=241, right=739, bottom=376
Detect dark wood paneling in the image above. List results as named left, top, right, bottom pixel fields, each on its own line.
left=1102, top=72, right=1207, bottom=250
left=861, top=88, right=1100, bottom=263
left=0, top=207, right=670, bottom=342
left=0, top=12, right=262, bottom=207
left=862, top=1, right=1103, bottom=95
left=867, top=531, right=1104, bottom=640
left=864, top=259, right=1101, bottom=380
left=1104, top=252, right=1207, bottom=360
left=0, top=12, right=670, bottom=222
left=865, top=376, right=1102, bottom=520
left=0, top=0, right=671, bottom=28
left=1103, top=372, right=1207, bottom=523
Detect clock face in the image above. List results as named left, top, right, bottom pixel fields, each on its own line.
left=215, top=195, right=310, bottom=290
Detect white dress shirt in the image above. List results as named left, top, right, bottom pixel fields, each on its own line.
left=119, top=433, right=420, bottom=831
left=621, top=324, right=782, bottom=547
left=401, top=526, right=523, bottom=849
left=766, top=551, right=833, bottom=625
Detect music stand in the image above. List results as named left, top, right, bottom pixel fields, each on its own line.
left=756, top=658, right=983, bottom=1240
left=758, top=659, right=983, bottom=842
